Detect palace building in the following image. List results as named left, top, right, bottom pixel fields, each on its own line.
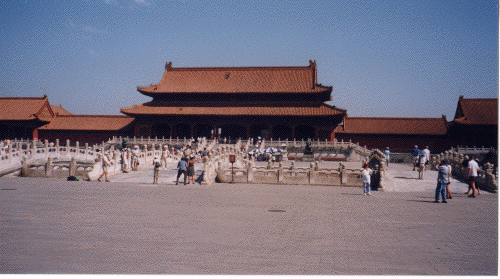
left=120, top=60, right=346, bottom=141
left=0, top=61, right=497, bottom=153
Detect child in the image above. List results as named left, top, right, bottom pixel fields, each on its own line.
left=361, top=163, right=373, bottom=196
left=153, top=156, right=161, bottom=184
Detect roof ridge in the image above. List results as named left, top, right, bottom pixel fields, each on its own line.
left=53, top=114, right=133, bottom=118
left=346, top=116, right=444, bottom=120
left=0, top=96, right=47, bottom=100
left=167, top=65, right=313, bottom=72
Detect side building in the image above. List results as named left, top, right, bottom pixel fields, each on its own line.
left=120, top=61, right=347, bottom=141
left=334, top=116, right=450, bottom=153
left=448, top=96, right=498, bottom=148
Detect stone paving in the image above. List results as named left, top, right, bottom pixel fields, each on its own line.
left=0, top=162, right=497, bottom=275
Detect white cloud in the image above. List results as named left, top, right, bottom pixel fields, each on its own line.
left=103, top=0, right=152, bottom=8
left=67, top=19, right=108, bottom=36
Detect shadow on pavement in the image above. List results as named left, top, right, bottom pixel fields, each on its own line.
left=406, top=199, right=435, bottom=203
left=394, top=176, right=421, bottom=180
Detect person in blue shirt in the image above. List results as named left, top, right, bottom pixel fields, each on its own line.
left=176, top=157, right=188, bottom=185
left=383, top=147, right=390, bottom=167
left=434, top=159, right=450, bottom=203
left=411, top=145, right=421, bottom=171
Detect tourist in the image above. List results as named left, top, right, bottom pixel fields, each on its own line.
left=187, top=155, right=199, bottom=184
left=466, top=157, right=480, bottom=198
left=361, top=163, right=373, bottom=196
left=417, top=154, right=426, bottom=179
left=445, top=159, right=453, bottom=199
left=152, top=156, right=161, bottom=184
left=176, top=157, right=188, bottom=185
left=383, top=147, right=390, bottom=167
left=183, top=145, right=192, bottom=157
left=161, top=145, right=169, bottom=169
left=131, top=145, right=140, bottom=171
left=411, top=145, right=420, bottom=171
left=434, top=160, right=449, bottom=203
left=422, top=146, right=431, bottom=171
left=98, top=152, right=111, bottom=182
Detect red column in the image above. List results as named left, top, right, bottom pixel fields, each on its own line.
left=330, top=128, right=335, bottom=142
left=32, top=128, right=38, bottom=140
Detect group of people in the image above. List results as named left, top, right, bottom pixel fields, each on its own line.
left=435, top=155, right=481, bottom=203
left=174, top=145, right=201, bottom=185
left=411, top=145, right=431, bottom=178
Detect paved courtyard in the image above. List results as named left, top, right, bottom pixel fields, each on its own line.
left=0, top=163, right=497, bottom=275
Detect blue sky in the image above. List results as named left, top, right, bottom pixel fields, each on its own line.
left=0, top=0, right=498, bottom=119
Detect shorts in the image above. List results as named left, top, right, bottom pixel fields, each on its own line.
left=469, top=176, right=477, bottom=183
left=102, top=164, right=108, bottom=172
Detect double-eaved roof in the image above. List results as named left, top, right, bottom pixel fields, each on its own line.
left=335, top=116, right=449, bottom=135
left=137, top=60, right=331, bottom=95
left=453, top=96, right=498, bottom=125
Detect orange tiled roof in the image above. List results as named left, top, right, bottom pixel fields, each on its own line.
left=40, top=115, right=134, bottom=131
left=121, top=103, right=345, bottom=117
left=137, top=60, right=332, bottom=95
left=0, top=96, right=54, bottom=122
left=453, top=97, right=498, bottom=125
left=50, top=105, right=72, bottom=116
left=335, top=117, right=448, bottom=135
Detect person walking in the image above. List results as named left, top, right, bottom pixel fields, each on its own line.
left=176, top=157, right=188, bottom=185
left=417, top=154, right=426, bottom=179
left=98, top=152, right=111, bottom=182
left=434, top=160, right=449, bottom=203
left=361, top=163, right=373, bottom=196
left=467, top=157, right=480, bottom=198
left=187, top=155, right=199, bottom=184
left=131, top=145, right=140, bottom=171
left=422, top=146, right=430, bottom=171
left=445, top=159, right=453, bottom=199
left=161, top=145, right=169, bottom=169
left=383, top=147, right=390, bottom=167
left=411, top=145, right=420, bottom=171
left=152, top=156, right=161, bottom=184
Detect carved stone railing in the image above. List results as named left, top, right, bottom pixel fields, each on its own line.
left=0, top=139, right=100, bottom=176
left=214, top=159, right=365, bottom=187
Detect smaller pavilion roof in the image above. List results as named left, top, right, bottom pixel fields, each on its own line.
left=121, top=103, right=345, bottom=117
left=335, top=116, right=449, bottom=135
left=40, top=115, right=134, bottom=131
left=0, top=96, right=54, bottom=122
left=453, top=96, right=498, bottom=125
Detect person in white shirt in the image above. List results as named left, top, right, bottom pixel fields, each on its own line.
left=466, top=157, right=480, bottom=198
left=422, top=146, right=430, bottom=171
left=361, top=163, right=373, bottom=196
left=417, top=154, right=427, bottom=179
left=161, top=145, right=169, bottom=169
left=446, top=160, right=453, bottom=199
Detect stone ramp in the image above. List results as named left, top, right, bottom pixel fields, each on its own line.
left=383, top=163, right=470, bottom=194
left=109, top=162, right=204, bottom=185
